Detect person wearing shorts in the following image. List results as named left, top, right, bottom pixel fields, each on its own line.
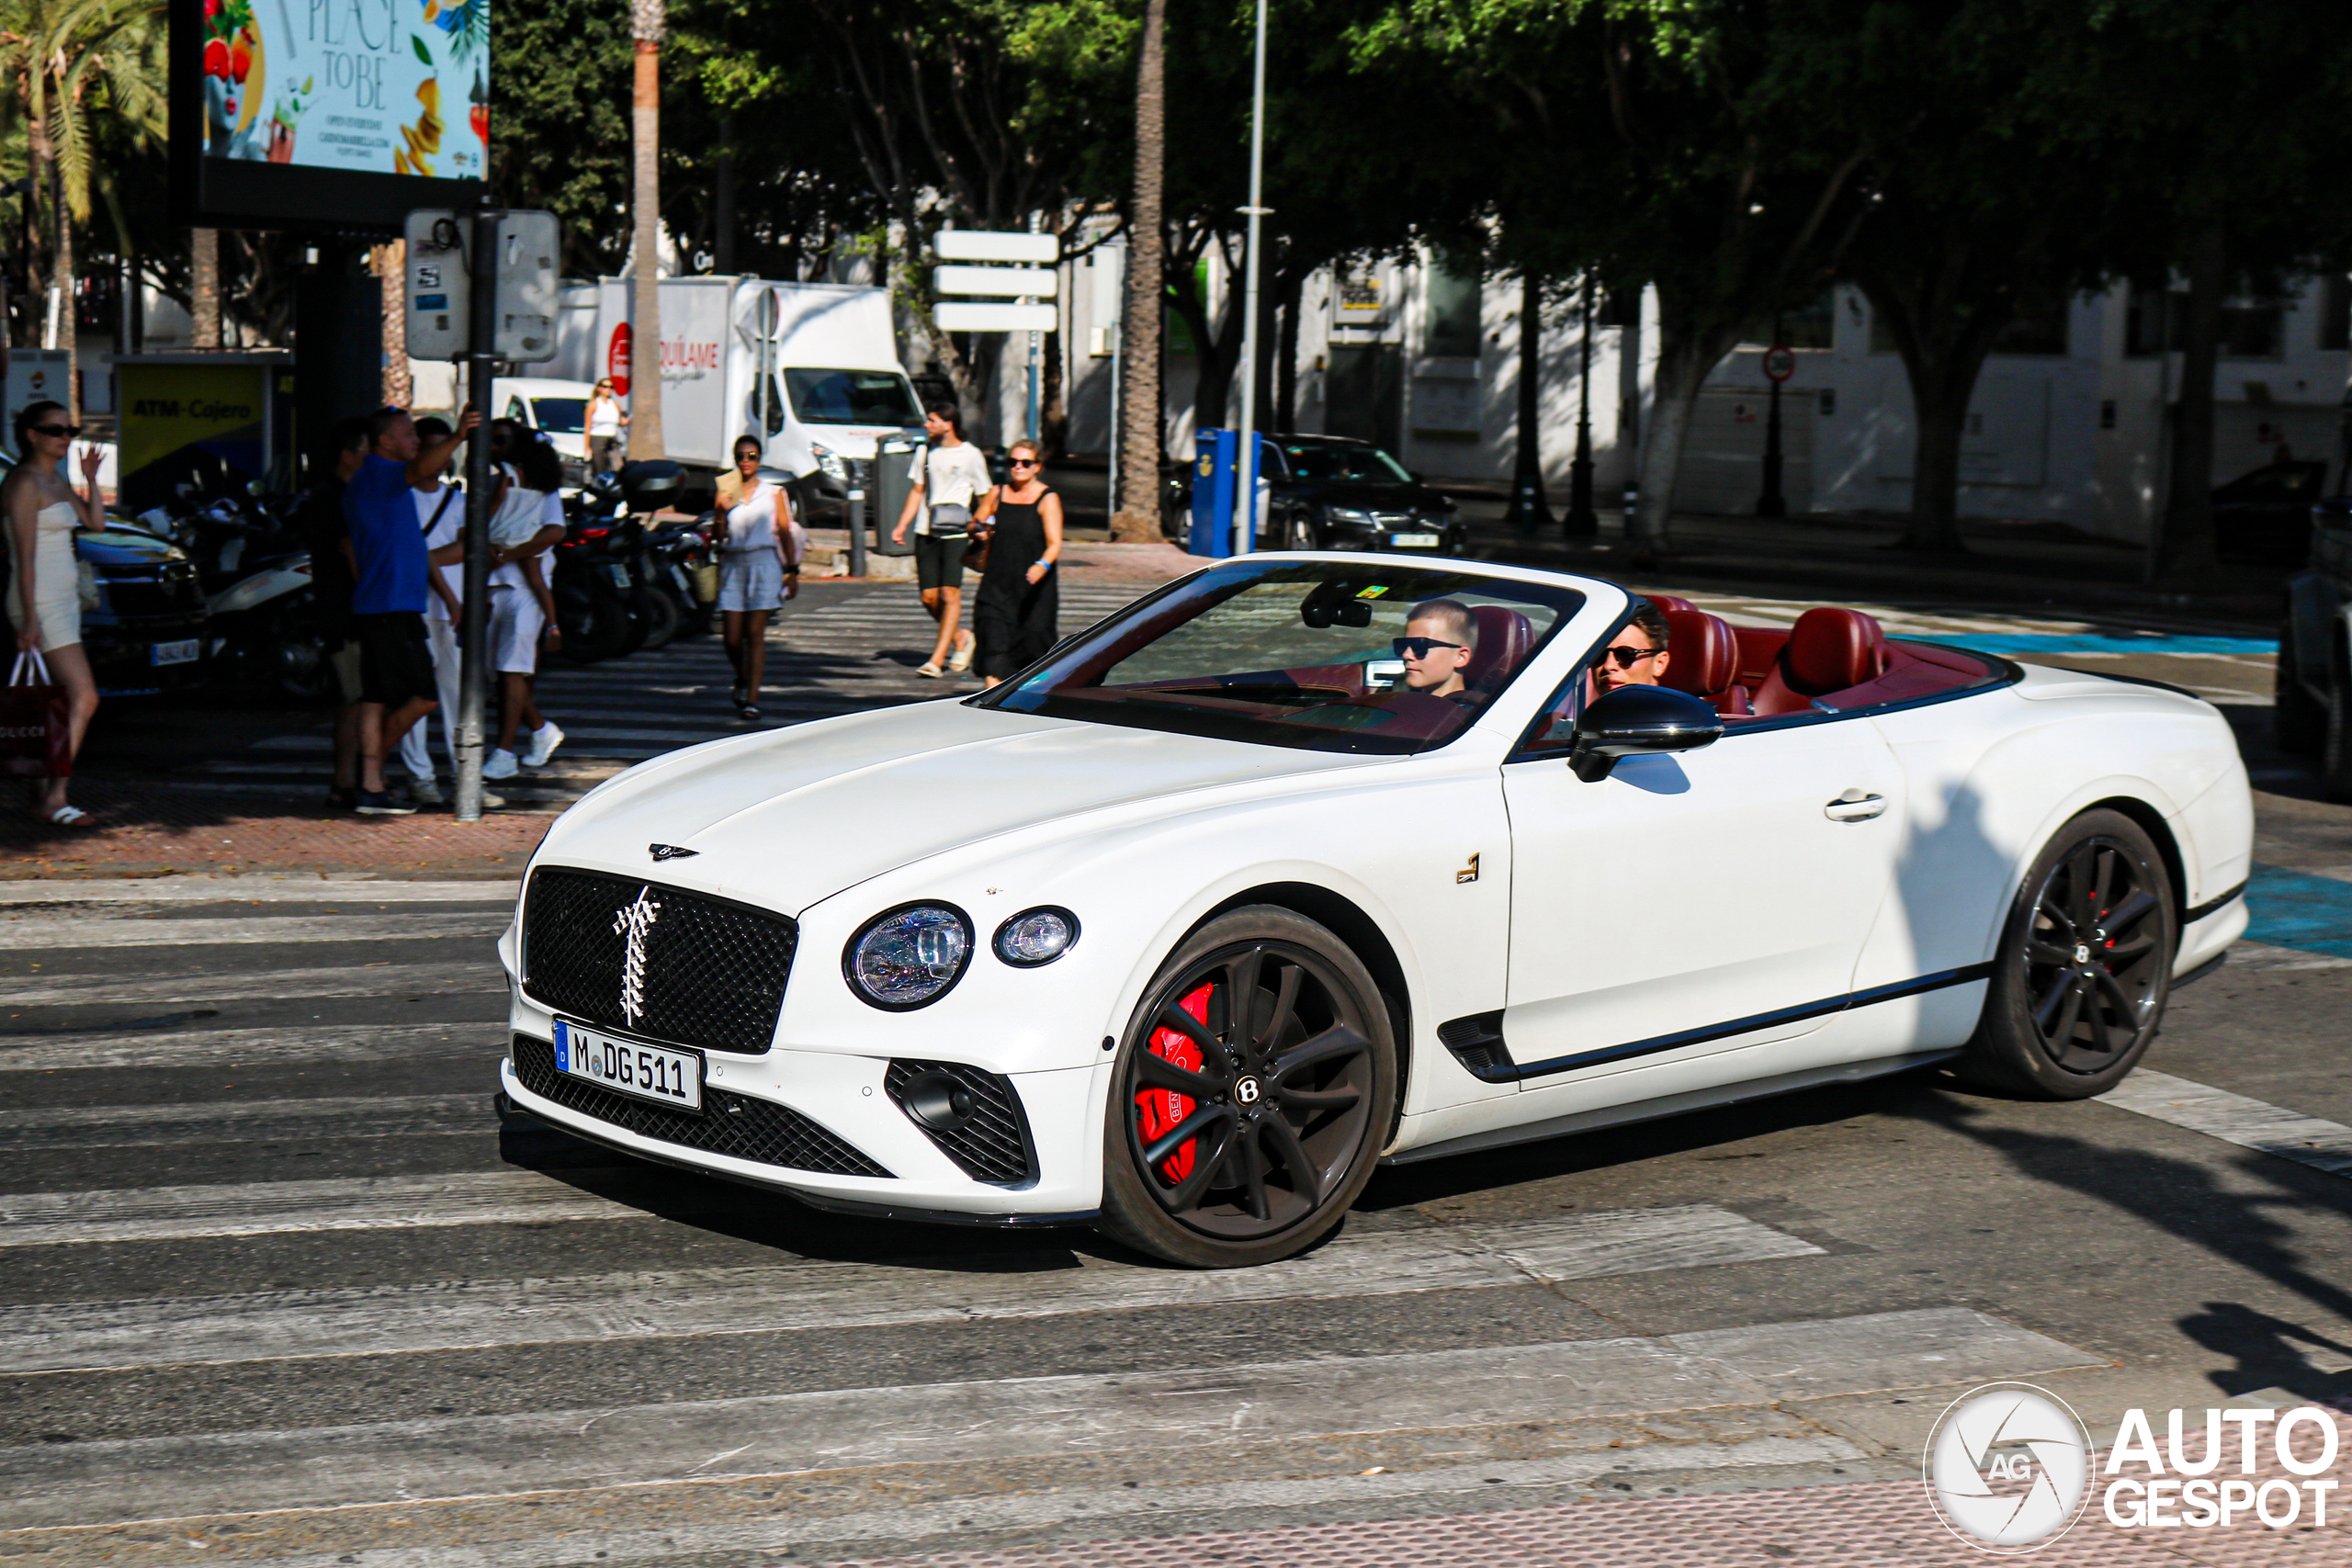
left=889, top=403, right=989, bottom=678
left=716, top=435, right=797, bottom=720
left=481, top=425, right=569, bottom=780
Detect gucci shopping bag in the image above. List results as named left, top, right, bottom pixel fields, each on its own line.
left=1, top=651, right=72, bottom=779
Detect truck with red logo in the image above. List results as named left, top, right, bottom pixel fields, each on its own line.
left=554, top=277, right=926, bottom=516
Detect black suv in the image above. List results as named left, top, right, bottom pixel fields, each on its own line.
left=1261, top=435, right=1465, bottom=556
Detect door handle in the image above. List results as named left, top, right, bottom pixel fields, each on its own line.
left=1824, top=791, right=1888, bottom=822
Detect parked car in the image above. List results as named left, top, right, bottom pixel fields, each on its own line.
left=2278, top=495, right=2352, bottom=796
left=2213, top=459, right=2327, bottom=563
left=1180, top=435, right=1466, bottom=555
left=74, top=525, right=210, bottom=697
left=494, top=377, right=596, bottom=489
left=497, top=554, right=2250, bottom=1269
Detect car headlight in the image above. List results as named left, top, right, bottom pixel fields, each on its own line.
left=1326, top=506, right=1372, bottom=525
left=844, top=903, right=973, bottom=1010
left=994, top=907, right=1079, bottom=967
left=808, top=442, right=849, bottom=485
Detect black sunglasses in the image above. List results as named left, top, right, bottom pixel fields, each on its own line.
left=1601, top=643, right=1660, bottom=667
left=1009, top=457, right=1040, bottom=468
left=28, top=423, right=79, bottom=439
left=1393, top=636, right=1464, bottom=659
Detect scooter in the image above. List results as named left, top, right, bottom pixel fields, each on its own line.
left=139, top=482, right=325, bottom=701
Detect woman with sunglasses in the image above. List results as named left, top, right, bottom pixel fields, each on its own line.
left=969, top=439, right=1063, bottom=688
left=585, top=378, right=629, bottom=474
left=715, top=435, right=797, bottom=719
left=4, top=401, right=106, bottom=827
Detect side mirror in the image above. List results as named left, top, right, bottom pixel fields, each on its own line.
left=1567, top=684, right=1724, bottom=782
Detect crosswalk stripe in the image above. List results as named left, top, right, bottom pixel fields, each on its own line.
left=0, top=1205, right=1820, bottom=1373
left=0, top=1169, right=651, bottom=1247
left=7, top=962, right=503, bottom=1008
left=0, top=1023, right=503, bottom=1073
left=0, top=911, right=504, bottom=951
left=2099, top=1067, right=2352, bottom=1180
left=0, top=1092, right=484, bottom=1151
left=0, top=1307, right=2096, bottom=1530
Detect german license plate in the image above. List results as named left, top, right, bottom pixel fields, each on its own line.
left=1388, top=532, right=1440, bottom=548
left=553, top=1019, right=702, bottom=1111
left=151, top=639, right=200, bottom=667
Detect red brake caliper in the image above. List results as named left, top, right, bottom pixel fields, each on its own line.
left=1138, top=982, right=1214, bottom=1185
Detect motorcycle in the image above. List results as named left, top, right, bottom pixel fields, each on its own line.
left=551, top=478, right=639, bottom=664
left=640, top=514, right=715, bottom=645
left=139, top=479, right=325, bottom=701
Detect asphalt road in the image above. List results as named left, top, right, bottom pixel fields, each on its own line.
left=3, top=583, right=2348, bottom=1567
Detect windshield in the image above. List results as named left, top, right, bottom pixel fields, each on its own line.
left=786, top=368, right=923, bottom=427
left=977, top=559, right=1582, bottom=754
left=1282, top=441, right=1413, bottom=485
left=530, top=398, right=587, bottom=434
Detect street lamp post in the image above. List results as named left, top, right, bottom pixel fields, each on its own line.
left=1231, top=0, right=1271, bottom=558
left=1565, top=277, right=1598, bottom=538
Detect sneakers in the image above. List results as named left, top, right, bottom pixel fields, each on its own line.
left=482, top=748, right=519, bottom=780
left=355, top=788, right=416, bottom=816
left=407, top=775, right=447, bottom=806
left=522, top=722, right=565, bottom=768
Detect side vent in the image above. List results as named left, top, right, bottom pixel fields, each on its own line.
left=1436, top=1011, right=1518, bottom=1084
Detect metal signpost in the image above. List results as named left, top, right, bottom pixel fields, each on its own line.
left=1231, top=0, right=1272, bottom=559
left=933, top=231, right=1060, bottom=441
left=404, top=206, right=560, bottom=821
left=1758, top=341, right=1796, bottom=519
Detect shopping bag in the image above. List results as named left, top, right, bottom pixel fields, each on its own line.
left=1, top=651, right=72, bottom=779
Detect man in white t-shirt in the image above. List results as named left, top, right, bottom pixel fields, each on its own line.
left=394, top=420, right=492, bottom=807
left=889, top=403, right=990, bottom=677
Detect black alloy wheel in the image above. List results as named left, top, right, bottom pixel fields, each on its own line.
left=1958, top=808, right=2176, bottom=1099
left=1099, top=907, right=1396, bottom=1268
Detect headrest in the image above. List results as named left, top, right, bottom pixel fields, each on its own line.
left=1641, top=594, right=1699, bottom=615
left=1784, top=606, right=1887, bottom=694
left=1660, top=609, right=1737, bottom=697
left=1464, top=604, right=1535, bottom=691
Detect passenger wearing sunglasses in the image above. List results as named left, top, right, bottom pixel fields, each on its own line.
left=1395, top=599, right=1480, bottom=701
left=5, top=400, right=106, bottom=827
left=1594, top=601, right=1672, bottom=693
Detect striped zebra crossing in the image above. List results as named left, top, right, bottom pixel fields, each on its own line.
left=7, top=877, right=2333, bottom=1567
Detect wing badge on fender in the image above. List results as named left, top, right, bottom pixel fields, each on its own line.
left=1456, top=852, right=1480, bottom=885
left=649, top=844, right=698, bottom=862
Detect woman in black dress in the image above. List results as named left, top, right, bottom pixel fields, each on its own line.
left=970, top=439, right=1064, bottom=687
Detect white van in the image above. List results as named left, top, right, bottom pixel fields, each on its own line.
left=490, top=377, right=596, bottom=483
left=560, top=277, right=926, bottom=514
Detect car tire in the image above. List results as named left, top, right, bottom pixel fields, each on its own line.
left=1098, top=906, right=1397, bottom=1269
left=639, top=582, right=682, bottom=650
left=2324, top=644, right=2352, bottom=804
left=1283, top=512, right=1317, bottom=551
left=2276, top=618, right=2324, bottom=756
left=1954, top=808, right=2177, bottom=1100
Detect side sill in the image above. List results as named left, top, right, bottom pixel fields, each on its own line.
left=2171, top=951, right=2228, bottom=990
left=1380, top=1050, right=1961, bottom=1168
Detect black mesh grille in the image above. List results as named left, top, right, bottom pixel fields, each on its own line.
left=512, top=1034, right=891, bottom=1178
left=885, top=1059, right=1036, bottom=1187
left=521, top=867, right=797, bottom=1055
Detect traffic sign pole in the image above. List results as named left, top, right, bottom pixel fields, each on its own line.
left=455, top=206, right=500, bottom=822
left=1757, top=342, right=1794, bottom=520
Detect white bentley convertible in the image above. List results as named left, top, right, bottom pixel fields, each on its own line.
left=497, top=556, right=2253, bottom=1268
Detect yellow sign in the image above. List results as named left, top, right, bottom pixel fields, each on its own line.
left=119, top=363, right=268, bottom=479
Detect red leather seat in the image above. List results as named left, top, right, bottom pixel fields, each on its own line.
left=1641, top=593, right=1699, bottom=615
left=1464, top=604, right=1534, bottom=692
left=1752, top=607, right=1889, bottom=716
left=1659, top=608, right=1751, bottom=716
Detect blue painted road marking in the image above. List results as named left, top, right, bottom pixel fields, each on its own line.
left=2245, top=865, right=2352, bottom=959
left=1933, top=634, right=2276, bottom=658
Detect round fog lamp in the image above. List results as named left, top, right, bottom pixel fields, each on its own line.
left=845, top=903, right=972, bottom=1010
left=995, top=907, right=1079, bottom=967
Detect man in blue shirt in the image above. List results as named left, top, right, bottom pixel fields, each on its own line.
left=343, top=405, right=477, bottom=814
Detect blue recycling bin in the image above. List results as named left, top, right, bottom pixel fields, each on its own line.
left=1189, top=429, right=1272, bottom=558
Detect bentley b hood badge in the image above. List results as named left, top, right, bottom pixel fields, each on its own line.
left=649, top=843, right=698, bottom=862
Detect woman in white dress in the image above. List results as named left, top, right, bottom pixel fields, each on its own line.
left=4, top=400, right=106, bottom=827
left=715, top=435, right=798, bottom=720
left=584, top=378, right=629, bottom=474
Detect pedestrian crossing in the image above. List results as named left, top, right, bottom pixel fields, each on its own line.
left=6, top=879, right=2301, bottom=1568
left=177, top=580, right=1156, bottom=815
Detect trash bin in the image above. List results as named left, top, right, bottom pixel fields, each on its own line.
left=1188, top=430, right=1267, bottom=557
left=870, top=434, right=919, bottom=556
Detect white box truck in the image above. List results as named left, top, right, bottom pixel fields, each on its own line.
left=561, top=276, right=926, bottom=515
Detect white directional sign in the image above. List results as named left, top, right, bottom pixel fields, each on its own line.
left=935, top=301, right=1059, bottom=333
left=402, top=208, right=562, bottom=363
left=934, top=231, right=1058, bottom=265
left=933, top=265, right=1057, bottom=299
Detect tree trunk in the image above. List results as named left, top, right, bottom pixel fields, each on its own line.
left=714, top=116, right=737, bottom=276
left=1629, top=331, right=1714, bottom=564
left=1175, top=265, right=1242, bottom=433
left=1272, top=265, right=1303, bottom=434
left=1508, top=269, right=1551, bottom=528
left=627, top=12, right=667, bottom=462
left=374, top=241, right=413, bottom=409
left=1042, top=325, right=1068, bottom=457
left=2160, top=225, right=2227, bottom=581
left=191, top=228, right=221, bottom=348
left=56, top=206, right=78, bottom=428
left=1111, top=0, right=1167, bottom=540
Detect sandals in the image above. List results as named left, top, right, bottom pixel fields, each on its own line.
left=45, top=805, right=96, bottom=829
left=946, top=637, right=976, bottom=674
left=916, top=661, right=944, bottom=679
left=739, top=705, right=762, bottom=721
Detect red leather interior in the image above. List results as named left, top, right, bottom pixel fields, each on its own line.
left=1658, top=609, right=1751, bottom=715
left=1465, top=604, right=1534, bottom=691
left=1751, top=607, right=1889, bottom=715
left=1641, top=593, right=1698, bottom=615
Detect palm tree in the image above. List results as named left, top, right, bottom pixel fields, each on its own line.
left=190, top=228, right=220, bottom=347
left=1110, top=0, right=1166, bottom=540
left=1, top=0, right=165, bottom=424
left=626, top=0, right=665, bottom=460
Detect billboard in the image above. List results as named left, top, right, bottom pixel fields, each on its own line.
left=171, top=0, right=488, bottom=231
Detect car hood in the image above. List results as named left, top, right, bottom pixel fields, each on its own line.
left=541, top=699, right=1394, bottom=911
left=1284, top=479, right=1453, bottom=513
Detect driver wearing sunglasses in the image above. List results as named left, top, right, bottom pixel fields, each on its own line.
left=1394, top=598, right=1480, bottom=700
left=1594, top=601, right=1672, bottom=693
